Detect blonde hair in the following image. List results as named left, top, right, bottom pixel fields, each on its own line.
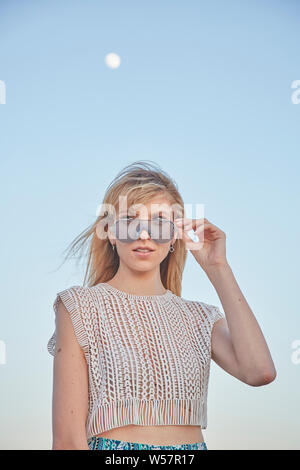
left=61, top=160, right=187, bottom=297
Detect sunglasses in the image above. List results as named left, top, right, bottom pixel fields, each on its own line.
left=109, top=217, right=177, bottom=244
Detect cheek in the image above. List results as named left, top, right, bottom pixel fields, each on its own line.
left=156, top=245, right=171, bottom=258
left=117, top=244, right=133, bottom=256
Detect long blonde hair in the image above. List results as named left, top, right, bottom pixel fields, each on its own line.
left=61, top=160, right=188, bottom=297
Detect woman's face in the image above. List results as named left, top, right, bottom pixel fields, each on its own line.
left=107, top=195, right=179, bottom=272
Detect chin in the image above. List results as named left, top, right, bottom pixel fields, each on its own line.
left=125, top=260, right=158, bottom=270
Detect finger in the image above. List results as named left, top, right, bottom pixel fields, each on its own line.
left=175, top=217, right=211, bottom=228
left=182, top=232, right=205, bottom=250
left=183, top=222, right=210, bottom=234
left=175, top=218, right=201, bottom=228
left=175, top=221, right=209, bottom=240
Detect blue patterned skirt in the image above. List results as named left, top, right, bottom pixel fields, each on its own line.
left=88, top=436, right=208, bottom=450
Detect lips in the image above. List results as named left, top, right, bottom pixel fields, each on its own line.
left=133, top=246, right=155, bottom=251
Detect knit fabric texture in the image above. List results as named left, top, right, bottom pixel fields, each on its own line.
left=47, top=282, right=225, bottom=441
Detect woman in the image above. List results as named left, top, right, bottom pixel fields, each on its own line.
left=47, top=160, right=276, bottom=450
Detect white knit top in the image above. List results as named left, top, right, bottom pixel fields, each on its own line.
left=47, top=283, right=225, bottom=441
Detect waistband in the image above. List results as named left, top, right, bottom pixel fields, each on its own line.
left=88, top=436, right=208, bottom=450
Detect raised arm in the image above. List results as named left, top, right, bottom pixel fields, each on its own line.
left=51, top=298, right=89, bottom=450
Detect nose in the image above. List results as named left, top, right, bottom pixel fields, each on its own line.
left=138, top=229, right=151, bottom=239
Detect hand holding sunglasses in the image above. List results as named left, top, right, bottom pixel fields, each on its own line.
left=174, top=217, right=228, bottom=271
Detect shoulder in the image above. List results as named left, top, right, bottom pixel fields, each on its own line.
left=54, top=284, right=90, bottom=303
left=50, top=285, right=91, bottom=361
left=53, top=285, right=93, bottom=319
left=56, top=284, right=87, bottom=297
left=176, top=295, right=225, bottom=325
left=172, top=294, right=203, bottom=310
left=194, top=300, right=225, bottom=325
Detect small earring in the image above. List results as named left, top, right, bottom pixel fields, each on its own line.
left=169, top=244, right=175, bottom=253
left=112, top=244, right=115, bottom=251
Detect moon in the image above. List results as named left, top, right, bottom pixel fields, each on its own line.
left=105, top=53, right=121, bottom=69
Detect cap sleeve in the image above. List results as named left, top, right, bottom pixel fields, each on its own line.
left=47, top=285, right=89, bottom=362
left=192, top=300, right=225, bottom=329
left=200, top=301, right=225, bottom=326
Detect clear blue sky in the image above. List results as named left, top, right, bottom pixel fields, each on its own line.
left=0, top=0, right=299, bottom=449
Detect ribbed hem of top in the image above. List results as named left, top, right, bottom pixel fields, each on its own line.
left=86, top=398, right=207, bottom=441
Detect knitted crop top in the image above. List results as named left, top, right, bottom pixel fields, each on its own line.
left=47, top=283, right=225, bottom=441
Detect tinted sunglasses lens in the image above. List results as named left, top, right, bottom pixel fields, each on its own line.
left=113, top=219, right=139, bottom=242
left=150, top=219, right=174, bottom=243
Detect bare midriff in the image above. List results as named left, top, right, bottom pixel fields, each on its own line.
left=93, top=424, right=205, bottom=446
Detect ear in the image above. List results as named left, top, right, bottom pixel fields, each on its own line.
left=170, top=236, right=177, bottom=247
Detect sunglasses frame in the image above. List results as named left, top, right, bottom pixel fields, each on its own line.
left=109, top=217, right=178, bottom=244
